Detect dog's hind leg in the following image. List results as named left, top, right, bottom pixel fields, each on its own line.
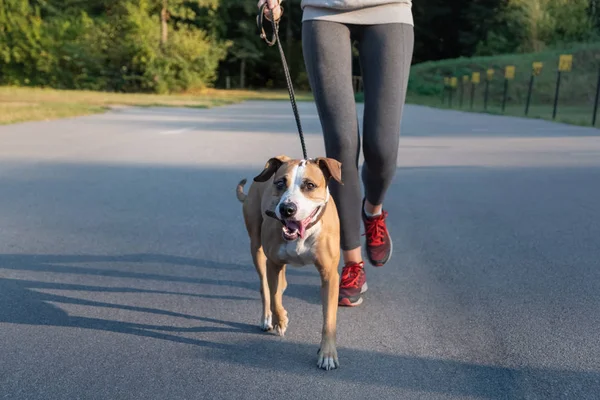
left=252, top=242, right=272, bottom=331
left=267, top=260, right=289, bottom=336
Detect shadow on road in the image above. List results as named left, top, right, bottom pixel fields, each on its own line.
left=0, top=276, right=257, bottom=339
left=1, top=161, right=600, bottom=397
left=0, top=253, right=320, bottom=304
left=1, top=273, right=599, bottom=398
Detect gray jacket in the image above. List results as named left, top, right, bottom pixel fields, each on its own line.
left=300, top=0, right=411, bottom=9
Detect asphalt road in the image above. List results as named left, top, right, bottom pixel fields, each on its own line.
left=1, top=102, right=599, bottom=400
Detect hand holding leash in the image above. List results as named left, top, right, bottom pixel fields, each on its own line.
left=257, top=0, right=282, bottom=22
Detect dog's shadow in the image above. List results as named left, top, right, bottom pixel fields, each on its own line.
left=0, top=276, right=258, bottom=338
left=0, top=253, right=321, bottom=305
left=1, top=253, right=599, bottom=397
left=3, top=275, right=598, bottom=398
left=0, top=252, right=321, bottom=348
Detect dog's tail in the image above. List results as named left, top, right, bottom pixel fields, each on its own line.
left=236, top=179, right=248, bottom=203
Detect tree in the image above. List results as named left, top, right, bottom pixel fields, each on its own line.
left=161, top=0, right=168, bottom=46
left=0, top=0, right=44, bottom=85
left=506, top=0, right=595, bottom=52
left=156, top=0, right=219, bottom=48
left=214, top=0, right=264, bottom=88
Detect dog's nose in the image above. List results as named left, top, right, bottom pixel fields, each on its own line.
left=279, top=202, right=297, bottom=218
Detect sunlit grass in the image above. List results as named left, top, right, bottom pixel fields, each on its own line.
left=406, top=93, right=598, bottom=128
left=0, top=86, right=314, bottom=125
left=0, top=102, right=105, bottom=125
left=9, top=85, right=592, bottom=128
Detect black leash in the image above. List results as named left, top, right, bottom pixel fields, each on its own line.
left=257, top=4, right=308, bottom=160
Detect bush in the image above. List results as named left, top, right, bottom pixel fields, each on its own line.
left=148, top=27, right=229, bottom=93
left=0, top=0, right=44, bottom=86
left=0, top=0, right=228, bottom=93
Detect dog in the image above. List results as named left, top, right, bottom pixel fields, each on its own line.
left=236, top=155, right=342, bottom=370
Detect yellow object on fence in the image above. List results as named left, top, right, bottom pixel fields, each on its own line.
left=558, top=55, right=573, bottom=72
left=505, top=66, right=516, bottom=80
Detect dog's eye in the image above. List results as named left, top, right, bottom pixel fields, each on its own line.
left=274, top=179, right=286, bottom=190
left=304, top=181, right=316, bottom=191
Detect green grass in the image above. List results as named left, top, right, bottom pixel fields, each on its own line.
left=406, top=92, right=597, bottom=127
left=406, top=42, right=600, bottom=128
left=0, top=86, right=314, bottom=125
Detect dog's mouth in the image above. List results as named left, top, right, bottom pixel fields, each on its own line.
left=282, top=220, right=301, bottom=241
left=281, top=206, right=321, bottom=242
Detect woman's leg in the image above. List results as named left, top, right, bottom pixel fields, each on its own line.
left=358, top=23, right=414, bottom=209
left=303, top=20, right=367, bottom=307
left=302, top=20, right=362, bottom=255
left=356, top=23, right=414, bottom=267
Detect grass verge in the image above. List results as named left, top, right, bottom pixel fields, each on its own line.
left=0, top=86, right=314, bottom=125
left=405, top=42, right=600, bottom=128
left=406, top=93, right=596, bottom=128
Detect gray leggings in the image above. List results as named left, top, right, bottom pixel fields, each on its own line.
left=302, top=20, right=414, bottom=250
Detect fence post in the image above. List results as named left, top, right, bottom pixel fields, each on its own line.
left=484, top=80, right=489, bottom=111
left=552, top=71, right=562, bottom=120
left=593, top=66, right=600, bottom=126
left=501, top=79, right=508, bottom=113
left=525, top=74, right=534, bottom=116
left=460, top=75, right=468, bottom=108
left=442, top=77, right=448, bottom=105
left=470, top=72, right=480, bottom=110
left=449, top=77, right=457, bottom=108
left=553, top=55, right=573, bottom=120
left=502, top=66, right=515, bottom=113
left=484, top=69, right=494, bottom=111
left=526, top=62, right=543, bottom=116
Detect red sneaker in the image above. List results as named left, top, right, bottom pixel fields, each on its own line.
left=362, top=201, right=393, bottom=267
left=338, top=261, right=368, bottom=307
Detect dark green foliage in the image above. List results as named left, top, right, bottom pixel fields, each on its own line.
left=1, top=0, right=600, bottom=93
left=0, top=0, right=44, bottom=85
left=0, top=0, right=228, bottom=92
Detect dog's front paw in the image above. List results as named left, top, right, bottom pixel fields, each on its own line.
left=260, top=314, right=273, bottom=331
left=317, top=344, right=339, bottom=371
left=272, top=312, right=288, bottom=337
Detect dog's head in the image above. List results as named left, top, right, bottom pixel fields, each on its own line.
left=254, top=155, right=342, bottom=241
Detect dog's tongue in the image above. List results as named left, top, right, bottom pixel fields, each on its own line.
left=285, top=220, right=307, bottom=238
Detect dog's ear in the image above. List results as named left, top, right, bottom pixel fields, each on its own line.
left=315, top=157, right=343, bottom=185
left=253, top=155, right=291, bottom=182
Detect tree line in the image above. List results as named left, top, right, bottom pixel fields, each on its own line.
left=1, top=0, right=599, bottom=93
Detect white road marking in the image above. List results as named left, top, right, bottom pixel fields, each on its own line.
left=159, top=127, right=195, bottom=135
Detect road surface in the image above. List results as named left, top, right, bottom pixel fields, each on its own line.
left=1, top=102, right=599, bottom=399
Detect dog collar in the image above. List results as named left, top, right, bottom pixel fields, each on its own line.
left=304, top=186, right=330, bottom=232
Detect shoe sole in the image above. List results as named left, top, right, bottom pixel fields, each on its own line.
left=338, top=282, right=368, bottom=307
left=366, top=233, right=393, bottom=267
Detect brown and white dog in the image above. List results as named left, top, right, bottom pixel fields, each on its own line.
left=236, top=155, right=342, bottom=370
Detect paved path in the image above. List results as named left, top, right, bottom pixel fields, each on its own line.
left=1, top=102, right=599, bottom=399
